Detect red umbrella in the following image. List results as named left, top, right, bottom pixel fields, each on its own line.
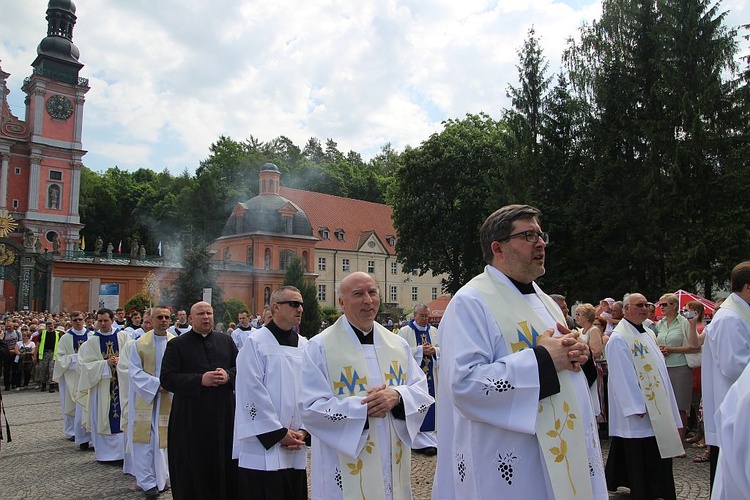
left=426, top=295, right=451, bottom=324
left=654, top=289, right=716, bottom=319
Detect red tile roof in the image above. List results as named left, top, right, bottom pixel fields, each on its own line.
left=279, top=187, right=397, bottom=254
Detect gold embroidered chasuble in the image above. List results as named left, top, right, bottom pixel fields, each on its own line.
left=613, top=320, right=685, bottom=458
left=468, top=270, right=593, bottom=500
left=323, top=320, right=411, bottom=500
left=133, top=330, right=174, bottom=448
left=75, top=331, right=130, bottom=434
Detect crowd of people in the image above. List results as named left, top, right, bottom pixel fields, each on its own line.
left=1, top=204, right=748, bottom=500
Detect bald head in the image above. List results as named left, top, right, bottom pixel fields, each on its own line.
left=623, top=293, right=648, bottom=325
left=189, top=301, right=214, bottom=334
left=338, top=272, right=380, bottom=332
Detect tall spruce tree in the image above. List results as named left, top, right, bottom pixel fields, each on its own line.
left=169, top=244, right=223, bottom=312
left=283, top=256, right=321, bottom=338
left=563, top=0, right=748, bottom=300
left=504, top=27, right=552, bottom=202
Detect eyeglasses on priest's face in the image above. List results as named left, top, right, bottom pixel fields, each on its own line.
left=500, top=230, right=549, bottom=244
left=277, top=300, right=304, bottom=308
left=631, top=303, right=649, bottom=308
left=155, top=315, right=170, bottom=320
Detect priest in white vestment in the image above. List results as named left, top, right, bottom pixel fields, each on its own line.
left=397, top=303, right=439, bottom=454
left=712, top=361, right=750, bottom=500
left=75, top=308, right=130, bottom=463
left=604, top=293, right=683, bottom=500
left=231, top=310, right=255, bottom=350
left=433, top=205, right=607, bottom=500
left=301, top=272, right=434, bottom=500
left=233, top=287, right=309, bottom=499
left=701, top=261, right=750, bottom=489
left=52, top=311, right=91, bottom=448
left=128, top=306, right=173, bottom=497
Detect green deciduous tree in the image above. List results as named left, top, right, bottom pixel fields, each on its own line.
left=389, top=113, right=510, bottom=294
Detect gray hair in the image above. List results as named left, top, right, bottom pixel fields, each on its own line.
left=270, top=286, right=301, bottom=305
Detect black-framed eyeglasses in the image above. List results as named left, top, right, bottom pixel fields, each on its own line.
left=500, top=230, right=549, bottom=244
left=277, top=300, right=304, bottom=308
left=72, top=317, right=84, bottom=321
left=658, top=302, right=672, bottom=308
left=632, top=303, right=649, bottom=308
left=155, top=315, right=170, bottom=320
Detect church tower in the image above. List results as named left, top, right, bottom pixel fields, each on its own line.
left=0, top=0, right=88, bottom=311
left=18, top=0, right=88, bottom=252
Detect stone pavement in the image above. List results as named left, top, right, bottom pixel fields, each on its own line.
left=0, top=387, right=710, bottom=499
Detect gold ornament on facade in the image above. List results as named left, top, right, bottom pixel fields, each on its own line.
left=0, top=244, right=15, bottom=266
left=0, top=209, right=19, bottom=238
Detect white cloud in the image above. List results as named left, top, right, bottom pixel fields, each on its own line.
left=9, top=0, right=743, bottom=175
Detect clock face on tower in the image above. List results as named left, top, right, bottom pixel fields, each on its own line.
left=45, top=94, right=74, bottom=120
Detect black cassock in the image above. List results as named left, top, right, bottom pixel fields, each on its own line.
left=160, top=329, right=239, bottom=500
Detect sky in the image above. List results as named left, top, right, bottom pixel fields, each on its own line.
left=1, top=0, right=747, bottom=175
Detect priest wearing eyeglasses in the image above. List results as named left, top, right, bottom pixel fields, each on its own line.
left=604, top=293, right=683, bottom=500
left=127, top=306, right=175, bottom=497
left=233, top=286, right=309, bottom=499
left=432, top=204, right=607, bottom=499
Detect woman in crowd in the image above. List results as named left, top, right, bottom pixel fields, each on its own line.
left=575, top=303, right=604, bottom=420
left=684, top=301, right=711, bottom=463
left=576, top=303, right=604, bottom=359
left=13, top=328, right=35, bottom=390
left=654, top=292, right=698, bottom=443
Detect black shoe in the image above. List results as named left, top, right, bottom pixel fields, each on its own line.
left=40, top=384, right=47, bottom=392
left=143, top=487, right=160, bottom=498
left=101, top=459, right=124, bottom=466
left=79, top=443, right=89, bottom=451
left=48, top=387, right=55, bottom=393
left=413, top=447, right=437, bottom=456
left=67, top=436, right=75, bottom=441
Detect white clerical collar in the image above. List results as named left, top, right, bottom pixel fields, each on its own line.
left=413, top=322, right=428, bottom=332
left=98, top=330, right=115, bottom=336
left=72, top=328, right=86, bottom=335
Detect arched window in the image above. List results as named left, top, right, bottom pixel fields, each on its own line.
left=264, top=248, right=271, bottom=269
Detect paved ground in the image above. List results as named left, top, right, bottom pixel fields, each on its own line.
left=0, top=387, right=710, bottom=499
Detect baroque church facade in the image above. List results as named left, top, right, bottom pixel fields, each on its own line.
left=0, top=1, right=446, bottom=319
left=210, top=163, right=447, bottom=314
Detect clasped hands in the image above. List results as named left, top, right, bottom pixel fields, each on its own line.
left=201, top=367, right=229, bottom=387
left=280, top=429, right=307, bottom=450
left=537, top=322, right=590, bottom=373
left=422, top=343, right=436, bottom=357
left=361, top=384, right=400, bottom=418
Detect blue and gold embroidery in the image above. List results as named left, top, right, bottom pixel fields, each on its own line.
left=510, top=321, right=541, bottom=352
left=631, top=340, right=649, bottom=358
left=384, top=361, right=406, bottom=387
left=333, top=366, right=368, bottom=396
